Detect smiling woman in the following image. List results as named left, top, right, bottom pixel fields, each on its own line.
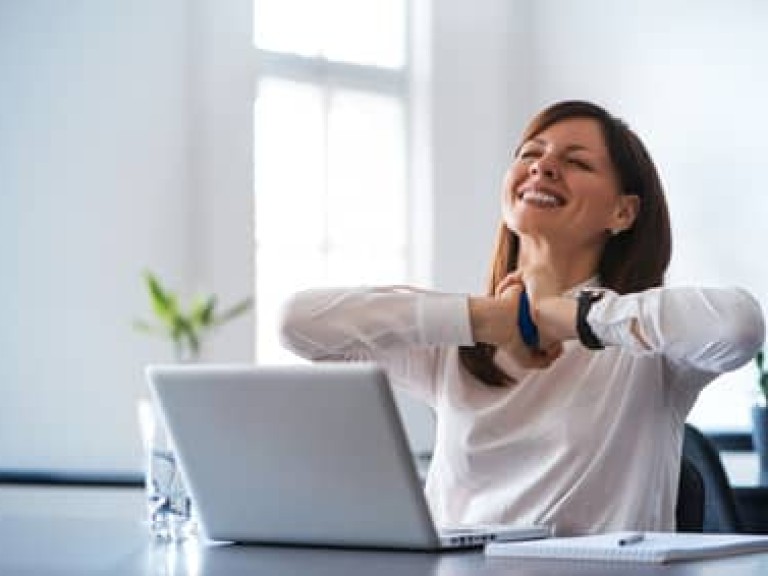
left=462, top=101, right=674, bottom=386
left=279, top=100, right=764, bottom=536
left=504, top=118, right=639, bottom=259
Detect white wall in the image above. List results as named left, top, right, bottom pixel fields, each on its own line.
left=0, top=0, right=253, bottom=473
left=187, top=0, right=254, bottom=363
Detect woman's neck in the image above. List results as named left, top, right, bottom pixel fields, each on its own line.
left=516, top=235, right=602, bottom=293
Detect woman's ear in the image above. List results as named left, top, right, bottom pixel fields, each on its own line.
left=610, top=194, right=640, bottom=234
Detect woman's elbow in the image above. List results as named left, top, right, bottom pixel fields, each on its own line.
left=277, top=291, right=323, bottom=360
left=720, top=289, right=765, bottom=371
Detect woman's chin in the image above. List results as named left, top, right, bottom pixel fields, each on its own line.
left=505, top=217, right=559, bottom=239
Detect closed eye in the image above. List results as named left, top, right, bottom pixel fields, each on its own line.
left=567, top=158, right=593, bottom=170
left=517, top=149, right=541, bottom=160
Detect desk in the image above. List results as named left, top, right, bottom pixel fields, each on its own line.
left=2, top=491, right=768, bottom=576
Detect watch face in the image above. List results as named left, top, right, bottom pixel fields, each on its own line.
left=577, top=290, right=605, bottom=350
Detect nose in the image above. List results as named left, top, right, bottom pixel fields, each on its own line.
left=529, top=157, right=559, bottom=181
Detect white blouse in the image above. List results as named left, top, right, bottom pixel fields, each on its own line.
left=279, top=283, right=764, bottom=536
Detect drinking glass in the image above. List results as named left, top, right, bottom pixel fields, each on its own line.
left=137, top=399, right=197, bottom=541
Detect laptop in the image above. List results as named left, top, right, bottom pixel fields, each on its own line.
left=145, top=362, right=550, bottom=550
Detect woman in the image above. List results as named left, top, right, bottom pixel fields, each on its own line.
left=279, top=100, right=764, bottom=536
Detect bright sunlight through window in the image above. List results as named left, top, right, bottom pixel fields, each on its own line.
left=253, top=0, right=409, bottom=363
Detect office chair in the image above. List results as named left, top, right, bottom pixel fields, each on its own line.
left=676, top=457, right=705, bottom=532
left=676, top=423, right=743, bottom=533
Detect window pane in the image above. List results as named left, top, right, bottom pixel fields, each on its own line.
left=327, top=248, right=406, bottom=285
left=255, top=246, right=327, bottom=364
left=322, top=0, right=406, bottom=68
left=253, top=0, right=406, bottom=68
left=688, top=365, right=758, bottom=431
left=253, top=0, right=323, bottom=58
left=254, top=78, right=326, bottom=245
left=256, top=245, right=407, bottom=363
left=327, top=90, right=406, bottom=249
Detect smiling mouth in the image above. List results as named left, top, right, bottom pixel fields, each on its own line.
left=517, top=188, right=566, bottom=208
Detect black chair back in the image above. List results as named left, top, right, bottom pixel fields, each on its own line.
left=676, top=457, right=705, bottom=531
left=677, top=423, right=743, bottom=533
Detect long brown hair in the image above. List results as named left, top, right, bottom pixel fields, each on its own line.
left=459, top=100, right=672, bottom=386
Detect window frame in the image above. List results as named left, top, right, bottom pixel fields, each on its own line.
left=251, top=3, right=414, bottom=363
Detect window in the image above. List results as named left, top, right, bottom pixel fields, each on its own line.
left=252, top=0, right=410, bottom=363
left=688, top=367, right=759, bottom=432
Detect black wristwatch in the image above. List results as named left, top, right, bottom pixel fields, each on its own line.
left=576, top=290, right=605, bottom=350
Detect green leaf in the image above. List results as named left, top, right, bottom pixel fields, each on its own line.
left=190, top=294, right=217, bottom=329
left=138, top=271, right=250, bottom=360
left=176, top=316, right=201, bottom=360
left=145, top=271, right=179, bottom=325
left=211, top=297, right=253, bottom=327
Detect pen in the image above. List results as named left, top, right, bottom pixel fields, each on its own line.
left=617, top=532, right=644, bottom=546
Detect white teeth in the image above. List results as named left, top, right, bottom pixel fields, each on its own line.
left=521, top=190, right=562, bottom=207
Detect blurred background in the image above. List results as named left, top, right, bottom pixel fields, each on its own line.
left=2, top=0, right=767, bottom=476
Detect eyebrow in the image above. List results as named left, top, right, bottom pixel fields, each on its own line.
left=528, top=138, right=595, bottom=154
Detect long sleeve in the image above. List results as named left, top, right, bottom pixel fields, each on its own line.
left=588, top=286, right=765, bottom=375
left=278, top=286, right=474, bottom=404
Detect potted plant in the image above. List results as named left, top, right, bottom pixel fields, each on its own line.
left=752, top=350, right=768, bottom=483
left=134, top=270, right=252, bottom=362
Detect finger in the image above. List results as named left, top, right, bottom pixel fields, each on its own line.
left=520, top=343, right=563, bottom=370
left=518, top=354, right=554, bottom=370
left=537, top=341, right=563, bottom=359
left=545, top=341, right=563, bottom=358
left=498, top=282, right=523, bottom=303
left=495, top=271, right=524, bottom=297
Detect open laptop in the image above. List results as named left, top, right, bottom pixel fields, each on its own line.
left=146, top=362, right=550, bottom=550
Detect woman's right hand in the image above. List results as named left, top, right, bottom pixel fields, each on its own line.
left=470, top=270, right=563, bottom=370
left=487, top=274, right=563, bottom=370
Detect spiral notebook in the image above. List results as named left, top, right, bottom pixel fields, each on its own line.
left=485, top=531, right=768, bottom=564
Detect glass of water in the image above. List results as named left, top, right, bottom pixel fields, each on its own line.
left=137, top=400, right=197, bottom=542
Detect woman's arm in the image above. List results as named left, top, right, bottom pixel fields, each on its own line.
left=279, top=284, right=563, bottom=398
left=534, top=286, right=765, bottom=374
left=278, top=286, right=474, bottom=402
left=279, top=286, right=474, bottom=359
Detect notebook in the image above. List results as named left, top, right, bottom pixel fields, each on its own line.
left=485, top=531, right=768, bottom=563
left=146, top=362, right=550, bottom=550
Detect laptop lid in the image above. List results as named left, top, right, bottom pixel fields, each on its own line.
left=146, top=362, right=444, bottom=549
left=146, top=363, right=550, bottom=549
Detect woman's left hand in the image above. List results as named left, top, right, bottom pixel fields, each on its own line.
left=495, top=273, right=563, bottom=367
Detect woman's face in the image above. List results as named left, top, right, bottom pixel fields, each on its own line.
left=501, top=117, right=638, bottom=249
